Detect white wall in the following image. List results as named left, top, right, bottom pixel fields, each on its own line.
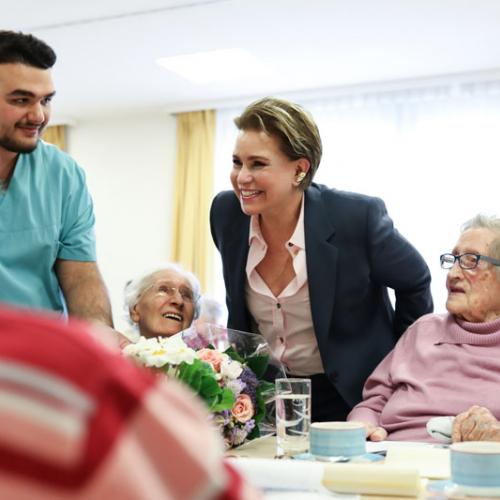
left=215, top=89, right=500, bottom=317
left=67, top=112, right=177, bottom=331
left=65, top=87, right=500, bottom=332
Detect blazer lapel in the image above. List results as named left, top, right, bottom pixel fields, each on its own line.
left=304, top=187, right=338, bottom=344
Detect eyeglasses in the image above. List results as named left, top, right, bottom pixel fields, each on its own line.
left=145, top=281, right=196, bottom=303
left=440, top=253, right=500, bottom=270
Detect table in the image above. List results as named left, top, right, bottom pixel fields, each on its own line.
left=227, top=436, right=454, bottom=499
left=227, top=433, right=277, bottom=459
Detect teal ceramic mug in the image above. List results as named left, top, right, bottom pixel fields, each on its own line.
left=449, top=441, right=500, bottom=497
left=310, top=421, right=366, bottom=458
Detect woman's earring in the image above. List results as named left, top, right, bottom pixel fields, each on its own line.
left=296, top=172, right=306, bottom=183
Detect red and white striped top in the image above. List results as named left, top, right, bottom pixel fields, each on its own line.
left=0, top=306, right=260, bottom=500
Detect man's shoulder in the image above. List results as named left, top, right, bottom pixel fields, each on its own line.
left=27, top=141, right=83, bottom=176
left=19, top=141, right=88, bottom=193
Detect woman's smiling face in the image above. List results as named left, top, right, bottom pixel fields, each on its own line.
left=230, top=129, right=306, bottom=218
left=446, top=228, right=500, bottom=323
left=130, top=269, right=195, bottom=338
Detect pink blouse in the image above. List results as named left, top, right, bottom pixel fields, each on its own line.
left=245, top=197, right=324, bottom=375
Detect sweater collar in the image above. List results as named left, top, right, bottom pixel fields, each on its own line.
left=437, top=314, right=500, bottom=345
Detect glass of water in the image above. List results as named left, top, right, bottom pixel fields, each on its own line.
left=275, top=378, right=311, bottom=457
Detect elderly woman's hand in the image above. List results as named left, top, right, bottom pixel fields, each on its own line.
left=452, top=405, right=500, bottom=442
left=355, top=421, right=388, bottom=441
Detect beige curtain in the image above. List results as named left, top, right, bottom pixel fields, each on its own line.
left=42, top=125, right=67, bottom=151
left=171, top=110, right=216, bottom=292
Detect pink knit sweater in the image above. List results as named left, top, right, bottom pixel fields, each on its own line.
left=348, top=313, right=500, bottom=442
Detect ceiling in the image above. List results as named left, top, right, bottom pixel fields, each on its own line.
left=3, top=0, right=500, bottom=122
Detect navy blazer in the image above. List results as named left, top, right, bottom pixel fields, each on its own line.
left=210, top=183, right=433, bottom=407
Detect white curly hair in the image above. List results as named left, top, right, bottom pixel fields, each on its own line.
left=123, top=262, right=202, bottom=326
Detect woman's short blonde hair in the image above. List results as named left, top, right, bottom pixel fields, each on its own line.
left=234, top=97, right=322, bottom=189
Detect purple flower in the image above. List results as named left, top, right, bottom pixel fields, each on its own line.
left=221, top=409, right=232, bottom=425
left=244, top=419, right=256, bottom=433
left=240, top=367, right=259, bottom=404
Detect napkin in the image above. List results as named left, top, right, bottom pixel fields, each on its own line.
left=384, top=446, right=450, bottom=479
left=323, top=463, right=421, bottom=496
left=426, top=416, right=454, bottom=443
left=228, top=458, right=325, bottom=491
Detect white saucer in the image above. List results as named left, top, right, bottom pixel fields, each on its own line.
left=445, top=481, right=500, bottom=498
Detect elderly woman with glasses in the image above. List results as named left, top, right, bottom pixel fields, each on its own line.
left=348, top=214, right=500, bottom=442
left=124, top=263, right=201, bottom=340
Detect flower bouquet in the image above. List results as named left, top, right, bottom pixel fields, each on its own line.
left=123, top=324, right=284, bottom=448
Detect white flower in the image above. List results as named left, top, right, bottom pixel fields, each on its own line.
left=141, top=350, right=172, bottom=368
left=123, top=336, right=159, bottom=358
left=220, top=357, right=243, bottom=380
left=122, top=335, right=196, bottom=368
left=226, top=379, right=245, bottom=397
left=159, top=335, right=197, bottom=364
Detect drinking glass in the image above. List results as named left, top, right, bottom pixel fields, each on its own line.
left=275, top=378, right=311, bottom=457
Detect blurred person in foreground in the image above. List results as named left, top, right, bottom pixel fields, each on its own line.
left=0, top=30, right=113, bottom=332
left=348, top=214, right=500, bottom=442
left=123, top=263, right=201, bottom=341
left=210, top=96, right=433, bottom=422
left=0, top=305, right=259, bottom=499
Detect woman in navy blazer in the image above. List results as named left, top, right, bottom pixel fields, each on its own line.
left=210, top=97, right=433, bottom=421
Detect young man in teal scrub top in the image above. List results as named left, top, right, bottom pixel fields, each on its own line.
left=0, top=30, right=114, bottom=330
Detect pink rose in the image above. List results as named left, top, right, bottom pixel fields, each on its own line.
left=197, top=348, right=223, bottom=372
left=231, top=394, right=254, bottom=423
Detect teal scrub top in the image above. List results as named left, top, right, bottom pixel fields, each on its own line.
left=0, top=140, right=96, bottom=312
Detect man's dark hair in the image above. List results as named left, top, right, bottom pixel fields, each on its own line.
left=0, top=30, right=56, bottom=69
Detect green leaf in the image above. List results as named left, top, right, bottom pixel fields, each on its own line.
left=175, top=359, right=236, bottom=412
left=200, top=375, right=221, bottom=397
left=258, top=380, right=275, bottom=396
left=247, top=424, right=260, bottom=440
left=245, top=355, right=269, bottom=379
left=253, top=389, right=266, bottom=425
left=177, top=359, right=232, bottom=410
left=211, top=388, right=235, bottom=412
left=224, top=346, right=245, bottom=364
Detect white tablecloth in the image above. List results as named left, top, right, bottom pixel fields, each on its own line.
left=227, top=436, right=450, bottom=499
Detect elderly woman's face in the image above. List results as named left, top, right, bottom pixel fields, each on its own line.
left=130, top=269, right=195, bottom=338
left=446, top=228, right=500, bottom=322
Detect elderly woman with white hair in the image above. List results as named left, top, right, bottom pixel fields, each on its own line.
left=348, top=213, right=500, bottom=442
left=124, top=263, right=202, bottom=340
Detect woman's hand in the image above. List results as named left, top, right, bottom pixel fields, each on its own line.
left=452, top=405, right=500, bottom=442
left=356, top=421, right=388, bottom=441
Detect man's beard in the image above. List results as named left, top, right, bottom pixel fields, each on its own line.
left=0, top=127, right=43, bottom=154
